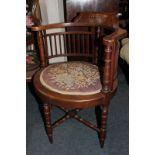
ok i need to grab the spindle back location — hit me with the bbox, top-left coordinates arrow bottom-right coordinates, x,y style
32,23 -> 115,67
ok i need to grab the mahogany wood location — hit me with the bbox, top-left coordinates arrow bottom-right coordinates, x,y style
99,104 -> 109,148
43,102 -> 53,143
31,12 -> 126,148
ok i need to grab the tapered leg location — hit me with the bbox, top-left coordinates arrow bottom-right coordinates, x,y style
99,104 -> 108,148
43,102 -> 53,143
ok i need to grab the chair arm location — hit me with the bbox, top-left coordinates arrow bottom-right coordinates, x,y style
101,28 -> 127,92
103,28 -> 127,43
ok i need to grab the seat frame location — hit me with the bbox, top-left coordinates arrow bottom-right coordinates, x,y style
31,12 -> 126,148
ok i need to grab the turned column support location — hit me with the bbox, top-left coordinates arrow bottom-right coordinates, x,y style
37,31 -> 46,67
99,103 -> 109,148
43,102 -> 53,143
102,39 -> 114,93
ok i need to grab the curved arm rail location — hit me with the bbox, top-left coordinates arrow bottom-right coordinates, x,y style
31,22 -> 115,31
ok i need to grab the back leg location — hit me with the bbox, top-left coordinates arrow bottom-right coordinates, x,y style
99,104 -> 108,148
43,102 -> 53,143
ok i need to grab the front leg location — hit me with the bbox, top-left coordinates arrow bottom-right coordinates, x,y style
99,104 -> 108,148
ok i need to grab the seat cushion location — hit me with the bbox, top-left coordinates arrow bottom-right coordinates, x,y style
40,61 -> 102,95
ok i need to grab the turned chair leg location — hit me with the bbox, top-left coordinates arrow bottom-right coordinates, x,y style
43,102 -> 53,143
99,104 -> 108,148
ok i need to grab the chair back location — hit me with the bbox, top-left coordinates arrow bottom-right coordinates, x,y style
32,22 -> 115,67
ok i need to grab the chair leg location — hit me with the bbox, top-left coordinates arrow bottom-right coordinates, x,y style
43,102 -> 53,143
99,104 -> 108,148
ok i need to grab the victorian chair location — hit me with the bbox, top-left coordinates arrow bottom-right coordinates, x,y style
31,12 -> 126,148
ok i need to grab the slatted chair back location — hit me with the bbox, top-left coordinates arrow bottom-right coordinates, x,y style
32,23 -> 114,66
43,29 -> 96,63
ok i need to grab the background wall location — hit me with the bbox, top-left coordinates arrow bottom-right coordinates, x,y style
39,0 -> 64,24
39,0 -> 66,63
64,0 -> 119,21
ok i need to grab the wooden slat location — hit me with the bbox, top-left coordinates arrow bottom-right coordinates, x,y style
77,34 -> 80,53
59,34 -> 62,54
43,30 -> 48,60
54,35 -> 57,55
73,34 -> 76,53
49,36 -> 53,56
92,34 -> 95,54
82,34 -> 85,53
86,34 -> 89,53
68,34 -> 71,53
92,34 -> 97,64
63,34 -> 67,53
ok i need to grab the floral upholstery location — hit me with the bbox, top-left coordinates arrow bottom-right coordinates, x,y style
40,61 -> 102,95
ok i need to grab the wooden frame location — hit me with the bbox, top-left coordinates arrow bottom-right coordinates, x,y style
31,12 -> 126,148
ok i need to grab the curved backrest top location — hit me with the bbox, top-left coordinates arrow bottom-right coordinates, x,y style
31,22 -> 117,32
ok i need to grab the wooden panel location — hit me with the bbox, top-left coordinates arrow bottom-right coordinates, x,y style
64,0 -> 119,22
